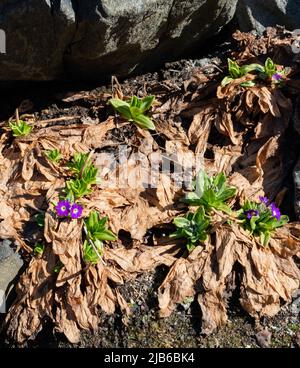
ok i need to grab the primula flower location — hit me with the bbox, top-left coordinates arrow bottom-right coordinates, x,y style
270,203 -> 281,221
245,209 -> 259,219
259,196 -> 269,205
272,73 -> 283,82
56,200 -> 71,217
70,203 -> 83,219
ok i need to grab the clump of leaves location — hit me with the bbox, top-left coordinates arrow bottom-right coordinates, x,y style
171,206 -> 210,251
221,58 -> 264,87
83,211 -> 117,264
44,149 -> 62,163
65,152 -> 99,201
66,180 -> 92,201
237,196 -> 289,246
221,57 -> 287,88
9,120 -> 33,137
68,152 -> 97,181
109,95 -> 156,130
259,57 -> 287,85
262,57 -> 278,78
183,170 -> 237,215
33,243 -> 44,256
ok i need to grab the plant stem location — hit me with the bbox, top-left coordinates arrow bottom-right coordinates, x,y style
15,108 -> 19,123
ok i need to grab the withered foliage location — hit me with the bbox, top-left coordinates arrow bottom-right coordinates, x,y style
1,27 -> 300,344
159,222 -> 300,334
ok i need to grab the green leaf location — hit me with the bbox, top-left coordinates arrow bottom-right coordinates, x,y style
277,215 -> 289,226
240,63 -> 264,74
173,217 -> 190,228
140,95 -> 155,113
216,187 -> 237,202
109,99 -> 132,120
133,114 -> 156,130
250,215 -> 258,231
130,96 -> 140,108
228,58 -> 241,78
129,106 -> 142,119
265,57 -> 276,75
109,98 -> 130,110
34,243 -> 44,256
172,207 -> 210,252
9,120 -> 33,137
214,172 -> 226,191
186,242 -> 196,252
84,211 -> 117,255
202,188 -> 215,208
221,76 -> 234,86
66,178 -> 92,199
240,81 -> 256,87
44,149 -> 62,163
193,206 -> 206,223
93,229 -> 117,241
213,202 -> 232,215
66,153 -> 98,198
83,240 -> 102,264
94,239 -> 104,250
183,192 -> 201,205
184,171 -> 236,215
68,152 -> 89,175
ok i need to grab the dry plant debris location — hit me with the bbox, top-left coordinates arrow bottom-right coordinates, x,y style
0,27 -> 300,344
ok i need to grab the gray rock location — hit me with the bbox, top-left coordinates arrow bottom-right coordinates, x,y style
290,296 -> 300,315
236,0 -> 300,34
0,0 -> 76,80
0,240 -> 23,313
0,239 -> 14,260
0,0 -> 238,81
255,328 -> 272,348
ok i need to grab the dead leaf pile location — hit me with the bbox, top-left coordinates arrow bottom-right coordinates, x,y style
158,223 -> 300,334
0,27 -> 300,344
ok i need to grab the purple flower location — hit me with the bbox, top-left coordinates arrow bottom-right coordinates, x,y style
70,203 -> 83,219
56,200 -> 71,217
259,196 -> 269,205
270,203 -> 281,221
245,209 -> 259,219
272,73 -> 283,82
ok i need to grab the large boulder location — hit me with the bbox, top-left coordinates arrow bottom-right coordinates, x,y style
0,0 -> 238,81
0,0 -> 76,80
236,0 -> 300,34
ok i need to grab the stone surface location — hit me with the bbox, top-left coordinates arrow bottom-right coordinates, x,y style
0,0 -> 238,81
255,329 -> 272,348
0,0 -> 76,80
236,0 -> 300,34
0,240 -> 23,298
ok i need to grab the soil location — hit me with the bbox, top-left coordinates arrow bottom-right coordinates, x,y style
0,34 -> 300,349
3,268 -> 300,348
